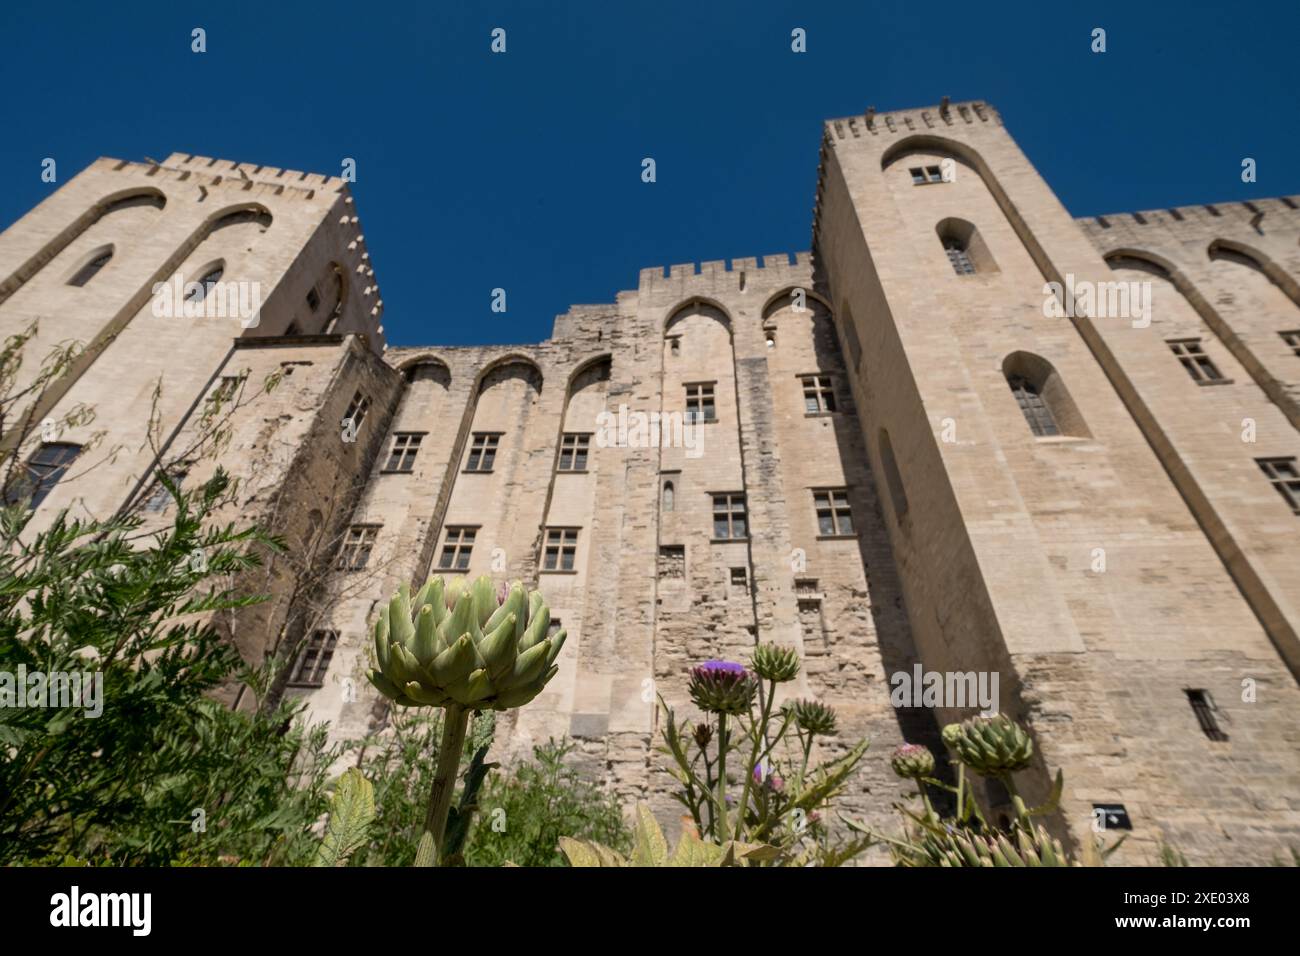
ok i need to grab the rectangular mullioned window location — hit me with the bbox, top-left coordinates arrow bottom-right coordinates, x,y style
385,433 -> 423,472
685,383 -> 716,423
558,433 -> 590,472
337,524 -> 380,570
288,630 -> 337,688
909,165 -> 943,185
711,493 -> 747,540
465,433 -> 500,472
813,489 -> 854,536
1257,457 -> 1300,514
542,528 -> 579,571
1167,339 -> 1225,384
800,374 -> 837,414
438,526 -> 476,570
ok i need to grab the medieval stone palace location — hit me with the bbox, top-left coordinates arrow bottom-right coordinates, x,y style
3,100 -> 1298,864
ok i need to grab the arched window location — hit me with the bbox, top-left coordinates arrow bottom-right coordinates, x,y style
67,248 -> 113,287
186,265 -> 224,304
1006,375 -> 1059,436
1002,352 -> 1089,439
936,218 -> 997,275
662,480 -> 674,512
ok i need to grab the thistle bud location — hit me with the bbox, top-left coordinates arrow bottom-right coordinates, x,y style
889,742 -> 935,780
750,643 -> 800,683
688,661 -> 757,715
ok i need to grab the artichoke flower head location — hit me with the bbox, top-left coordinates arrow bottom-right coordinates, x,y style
368,574 -> 566,711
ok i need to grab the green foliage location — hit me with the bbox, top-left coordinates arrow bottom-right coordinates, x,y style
350,709 -> 496,866
0,470 -> 340,866
313,768 -> 375,867
463,738 -> 630,867
655,649 -> 874,865
559,804 -> 778,868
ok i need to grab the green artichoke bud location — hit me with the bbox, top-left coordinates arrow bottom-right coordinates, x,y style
905,821 -> 1074,867
750,643 -> 800,683
889,743 -> 935,780
786,698 -> 838,737
688,661 -> 757,715
367,574 -> 566,711
942,714 -> 1033,777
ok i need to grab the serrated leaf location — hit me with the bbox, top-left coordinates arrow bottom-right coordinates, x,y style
312,768 -> 375,867
630,804 -> 669,866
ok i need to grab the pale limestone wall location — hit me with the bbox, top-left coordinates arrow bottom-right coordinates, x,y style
6,124 -> 1300,865
814,101 -> 1300,863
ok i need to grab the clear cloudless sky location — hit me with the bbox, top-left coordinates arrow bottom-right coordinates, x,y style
1,0 -> 1297,347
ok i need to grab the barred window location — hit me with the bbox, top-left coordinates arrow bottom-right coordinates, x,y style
685,383 -> 716,423
558,433 -> 590,472
813,489 -> 854,536
943,237 -> 976,275
1257,457 -> 1300,514
337,525 -> 380,570
800,374 -> 837,414
712,493 -> 747,540
543,528 -> 579,571
1185,689 -> 1228,742
288,630 -> 338,688
4,442 -> 81,509
385,433 -> 423,472
438,526 -> 476,570
466,433 -> 500,472
1007,375 -> 1060,437
1167,339 -> 1224,384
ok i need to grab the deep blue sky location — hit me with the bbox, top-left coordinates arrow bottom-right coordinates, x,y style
2,0 -> 1296,347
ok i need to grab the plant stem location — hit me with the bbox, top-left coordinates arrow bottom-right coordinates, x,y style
716,713 -> 729,840
734,679 -> 775,842
416,703 -> 468,867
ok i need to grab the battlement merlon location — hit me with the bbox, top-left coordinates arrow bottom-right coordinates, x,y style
823,99 -> 1001,143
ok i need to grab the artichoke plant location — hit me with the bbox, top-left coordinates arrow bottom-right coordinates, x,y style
905,819 -> 1074,867
368,575 -> 565,710
688,660 -> 757,715
787,698 -> 838,737
889,743 -> 935,781
367,574 -> 565,866
750,643 -> 800,683
942,714 -> 1033,778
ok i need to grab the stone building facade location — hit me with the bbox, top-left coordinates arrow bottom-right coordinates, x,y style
3,100 -> 1299,865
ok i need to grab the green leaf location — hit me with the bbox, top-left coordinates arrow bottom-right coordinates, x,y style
630,805 -> 670,866
312,769 -> 375,867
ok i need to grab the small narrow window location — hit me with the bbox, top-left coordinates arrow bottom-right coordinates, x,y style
1185,690 -> 1228,741
344,391 -> 370,434
685,383 -> 716,423
4,442 -> 82,509
800,374 -> 836,414
730,567 -> 748,588
186,265 -> 224,303
662,480 -> 674,511
306,287 -> 321,312
1007,375 -> 1060,437
765,329 -> 776,349
438,526 -> 476,570
711,493 -> 747,540
542,528 -> 579,571
288,630 -> 338,688
813,489 -> 854,536
943,237 -> 976,275
385,433 -> 423,472
668,336 -> 681,356
68,249 -> 113,287
557,433 -> 590,471
336,525 -> 380,570
908,166 -> 943,185
1279,330 -> 1300,357
1167,339 -> 1225,384
1092,804 -> 1133,831
1257,457 -> 1300,513
466,433 -> 500,472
